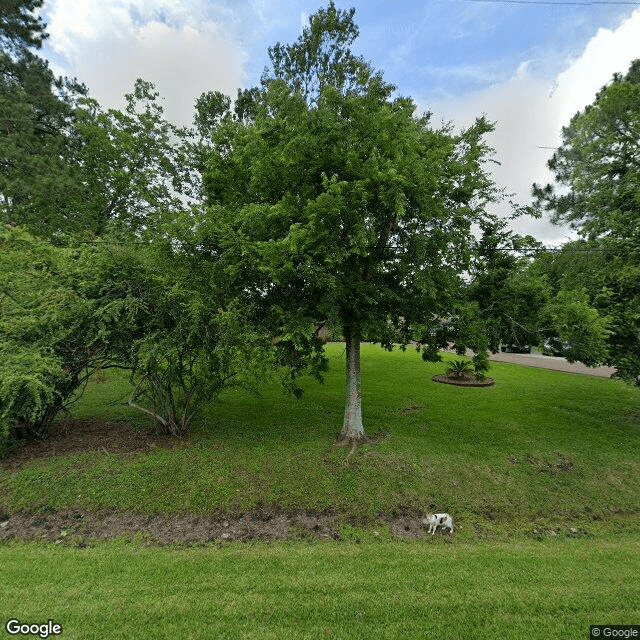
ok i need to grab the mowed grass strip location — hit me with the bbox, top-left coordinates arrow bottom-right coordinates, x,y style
1,344 -> 639,533
1,537 -> 639,640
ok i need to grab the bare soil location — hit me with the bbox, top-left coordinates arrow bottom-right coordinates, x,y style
0,507 -> 441,544
1,417 -> 178,472
0,418 -> 444,543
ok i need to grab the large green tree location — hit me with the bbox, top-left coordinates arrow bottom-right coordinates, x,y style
1,3 -> 194,239
0,1 -> 89,235
71,79 -> 197,238
466,220 -> 547,353
533,60 -> 640,383
194,2 -> 501,442
0,0 -> 47,53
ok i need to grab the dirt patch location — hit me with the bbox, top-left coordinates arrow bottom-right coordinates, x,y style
525,453 -> 575,473
1,418 -> 177,471
0,507 -> 449,543
432,374 -> 495,388
399,405 -> 424,415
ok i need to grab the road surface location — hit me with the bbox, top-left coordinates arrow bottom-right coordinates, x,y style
486,350 -> 617,378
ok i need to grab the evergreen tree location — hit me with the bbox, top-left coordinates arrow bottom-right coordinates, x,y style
533,60 -> 640,383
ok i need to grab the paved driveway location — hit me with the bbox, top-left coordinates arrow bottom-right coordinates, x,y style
487,351 -> 617,378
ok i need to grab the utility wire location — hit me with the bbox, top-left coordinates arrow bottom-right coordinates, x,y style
476,247 -> 638,256
466,0 -> 640,5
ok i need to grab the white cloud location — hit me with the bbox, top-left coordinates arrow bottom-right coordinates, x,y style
38,1 -> 640,244
429,8 -> 640,245
43,0 -> 248,125
553,8 -> 640,126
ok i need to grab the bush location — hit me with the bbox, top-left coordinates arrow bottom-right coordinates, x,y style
0,226 -> 153,445
472,350 -> 490,381
445,359 -> 474,379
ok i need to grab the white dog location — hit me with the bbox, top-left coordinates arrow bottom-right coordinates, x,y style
422,513 -> 453,535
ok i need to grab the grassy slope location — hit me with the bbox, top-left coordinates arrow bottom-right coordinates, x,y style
2,344 -> 639,638
1,343 -> 639,535
2,537 -> 639,639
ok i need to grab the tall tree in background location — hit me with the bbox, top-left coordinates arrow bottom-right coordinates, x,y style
533,60 -> 640,384
72,79 -> 197,238
1,2 -> 195,239
466,220 -> 548,353
195,2 -> 501,443
0,0 -> 89,235
0,0 -> 47,53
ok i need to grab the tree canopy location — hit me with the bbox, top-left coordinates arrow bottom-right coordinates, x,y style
0,1 -> 90,236
0,0 -> 47,55
3,0 -> 625,457
533,59 -> 640,383
193,2 -> 502,441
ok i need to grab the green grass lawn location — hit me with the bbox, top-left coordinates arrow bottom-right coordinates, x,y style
1,536 -> 639,639
2,343 -> 638,535
2,344 -> 639,638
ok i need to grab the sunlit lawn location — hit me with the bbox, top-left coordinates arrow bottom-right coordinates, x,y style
2,536 -> 639,640
2,343 -> 639,536
2,344 -> 639,638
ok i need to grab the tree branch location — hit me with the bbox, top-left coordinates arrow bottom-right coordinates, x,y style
127,377 -> 168,427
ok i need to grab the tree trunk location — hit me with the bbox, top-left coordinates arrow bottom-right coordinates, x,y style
339,325 -> 366,443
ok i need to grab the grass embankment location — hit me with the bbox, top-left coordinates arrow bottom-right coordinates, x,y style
2,537 -> 639,640
2,343 -> 639,535
2,344 -> 639,638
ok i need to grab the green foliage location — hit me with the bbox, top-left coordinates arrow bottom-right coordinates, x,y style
445,359 -> 475,379
0,2 -> 89,237
0,0 -> 48,53
71,80 -> 197,237
543,289 -> 610,367
1,227 -> 268,446
471,350 -> 490,381
466,218 -> 609,368
127,268 -> 275,436
262,1 -> 392,107
533,59 -> 640,383
0,225 -> 154,443
0,350 -> 63,453
195,3 -> 501,436
467,220 -> 548,352
2,1 -> 195,241
0,226 -> 71,440
444,353 -> 489,381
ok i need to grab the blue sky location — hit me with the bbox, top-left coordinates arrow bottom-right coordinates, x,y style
40,0 -> 640,243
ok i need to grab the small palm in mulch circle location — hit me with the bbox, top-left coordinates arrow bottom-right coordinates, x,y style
446,359 -> 475,379
432,359 -> 495,387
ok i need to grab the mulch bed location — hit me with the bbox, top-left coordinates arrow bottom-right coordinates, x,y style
432,374 -> 495,387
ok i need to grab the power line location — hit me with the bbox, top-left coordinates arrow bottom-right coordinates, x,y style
69,237 -> 637,255
466,0 -> 640,5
